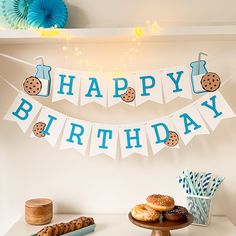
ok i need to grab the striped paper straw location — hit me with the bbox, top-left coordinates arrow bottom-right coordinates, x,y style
202,173 -> 212,195
208,176 -> 224,196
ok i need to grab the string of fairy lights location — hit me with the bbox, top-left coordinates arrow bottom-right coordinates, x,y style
1,20 -> 159,74
59,20 -> 159,74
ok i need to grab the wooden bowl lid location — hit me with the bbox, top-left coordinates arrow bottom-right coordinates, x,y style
25,198 -> 52,208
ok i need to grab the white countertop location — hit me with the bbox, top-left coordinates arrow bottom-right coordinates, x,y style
5,214 -> 236,236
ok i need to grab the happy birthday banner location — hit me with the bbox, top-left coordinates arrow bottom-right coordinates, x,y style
51,66 -> 192,106
3,90 -> 235,159
21,60 -> 221,107
0,52 -> 224,107
1,53 -> 235,158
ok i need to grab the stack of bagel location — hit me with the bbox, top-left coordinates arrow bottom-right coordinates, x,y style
131,194 -> 188,222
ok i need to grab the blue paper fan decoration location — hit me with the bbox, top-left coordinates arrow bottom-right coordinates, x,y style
0,0 -> 33,29
27,0 -> 68,28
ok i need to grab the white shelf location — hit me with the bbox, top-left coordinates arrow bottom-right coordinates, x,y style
5,214 -> 236,236
1,25 -> 236,44
0,28 -> 134,44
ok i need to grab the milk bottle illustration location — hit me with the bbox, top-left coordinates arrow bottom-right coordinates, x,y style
190,60 -> 208,94
35,64 -> 52,97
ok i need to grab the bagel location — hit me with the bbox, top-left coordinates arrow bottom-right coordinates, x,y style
131,204 -> 160,222
146,194 -> 175,212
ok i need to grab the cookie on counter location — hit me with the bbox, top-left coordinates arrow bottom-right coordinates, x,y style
88,217 -> 95,225
75,219 -> 83,230
57,223 -> 65,235
62,223 -> 70,234
80,217 -> 91,227
67,221 -> 76,232
37,226 -> 53,236
69,220 -> 81,230
51,225 -> 59,236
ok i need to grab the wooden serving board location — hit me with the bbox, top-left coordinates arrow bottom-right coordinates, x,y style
128,212 -> 193,236
31,224 -> 96,236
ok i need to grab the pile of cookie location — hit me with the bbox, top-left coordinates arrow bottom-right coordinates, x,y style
36,216 -> 94,236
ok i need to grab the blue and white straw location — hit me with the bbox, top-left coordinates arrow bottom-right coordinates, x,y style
177,170 -> 224,225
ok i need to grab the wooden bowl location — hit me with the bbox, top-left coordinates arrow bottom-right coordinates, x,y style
25,198 -> 53,225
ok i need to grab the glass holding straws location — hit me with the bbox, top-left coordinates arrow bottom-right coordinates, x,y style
177,170 -> 224,226
186,194 -> 213,226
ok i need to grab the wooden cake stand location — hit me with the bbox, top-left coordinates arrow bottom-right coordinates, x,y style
128,212 -> 194,236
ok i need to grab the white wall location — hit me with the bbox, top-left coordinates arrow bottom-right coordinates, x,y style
64,0 -> 236,28
1,1 -> 236,235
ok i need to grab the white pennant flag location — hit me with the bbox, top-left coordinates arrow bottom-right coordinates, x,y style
107,73 -> 135,107
172,105 -> 209,145
31,107 -> 67,146
119,123 -> 148,158
4,91 -> 42,133
197,91 -> 235,130
80,73 -> 107,106
146,117 -> 179,156
60,118 -> 92,155
162,65 -> 192,103
134,70 -> 163,106
90,124 -> 118,159
52,68 -> 81,105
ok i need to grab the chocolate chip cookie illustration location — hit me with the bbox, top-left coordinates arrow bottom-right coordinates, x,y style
201,72 -> 221,92
23,76 -> 42,95
33,122 -> 46,138
164,131 -> 179,147
121,87 -> 136,103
